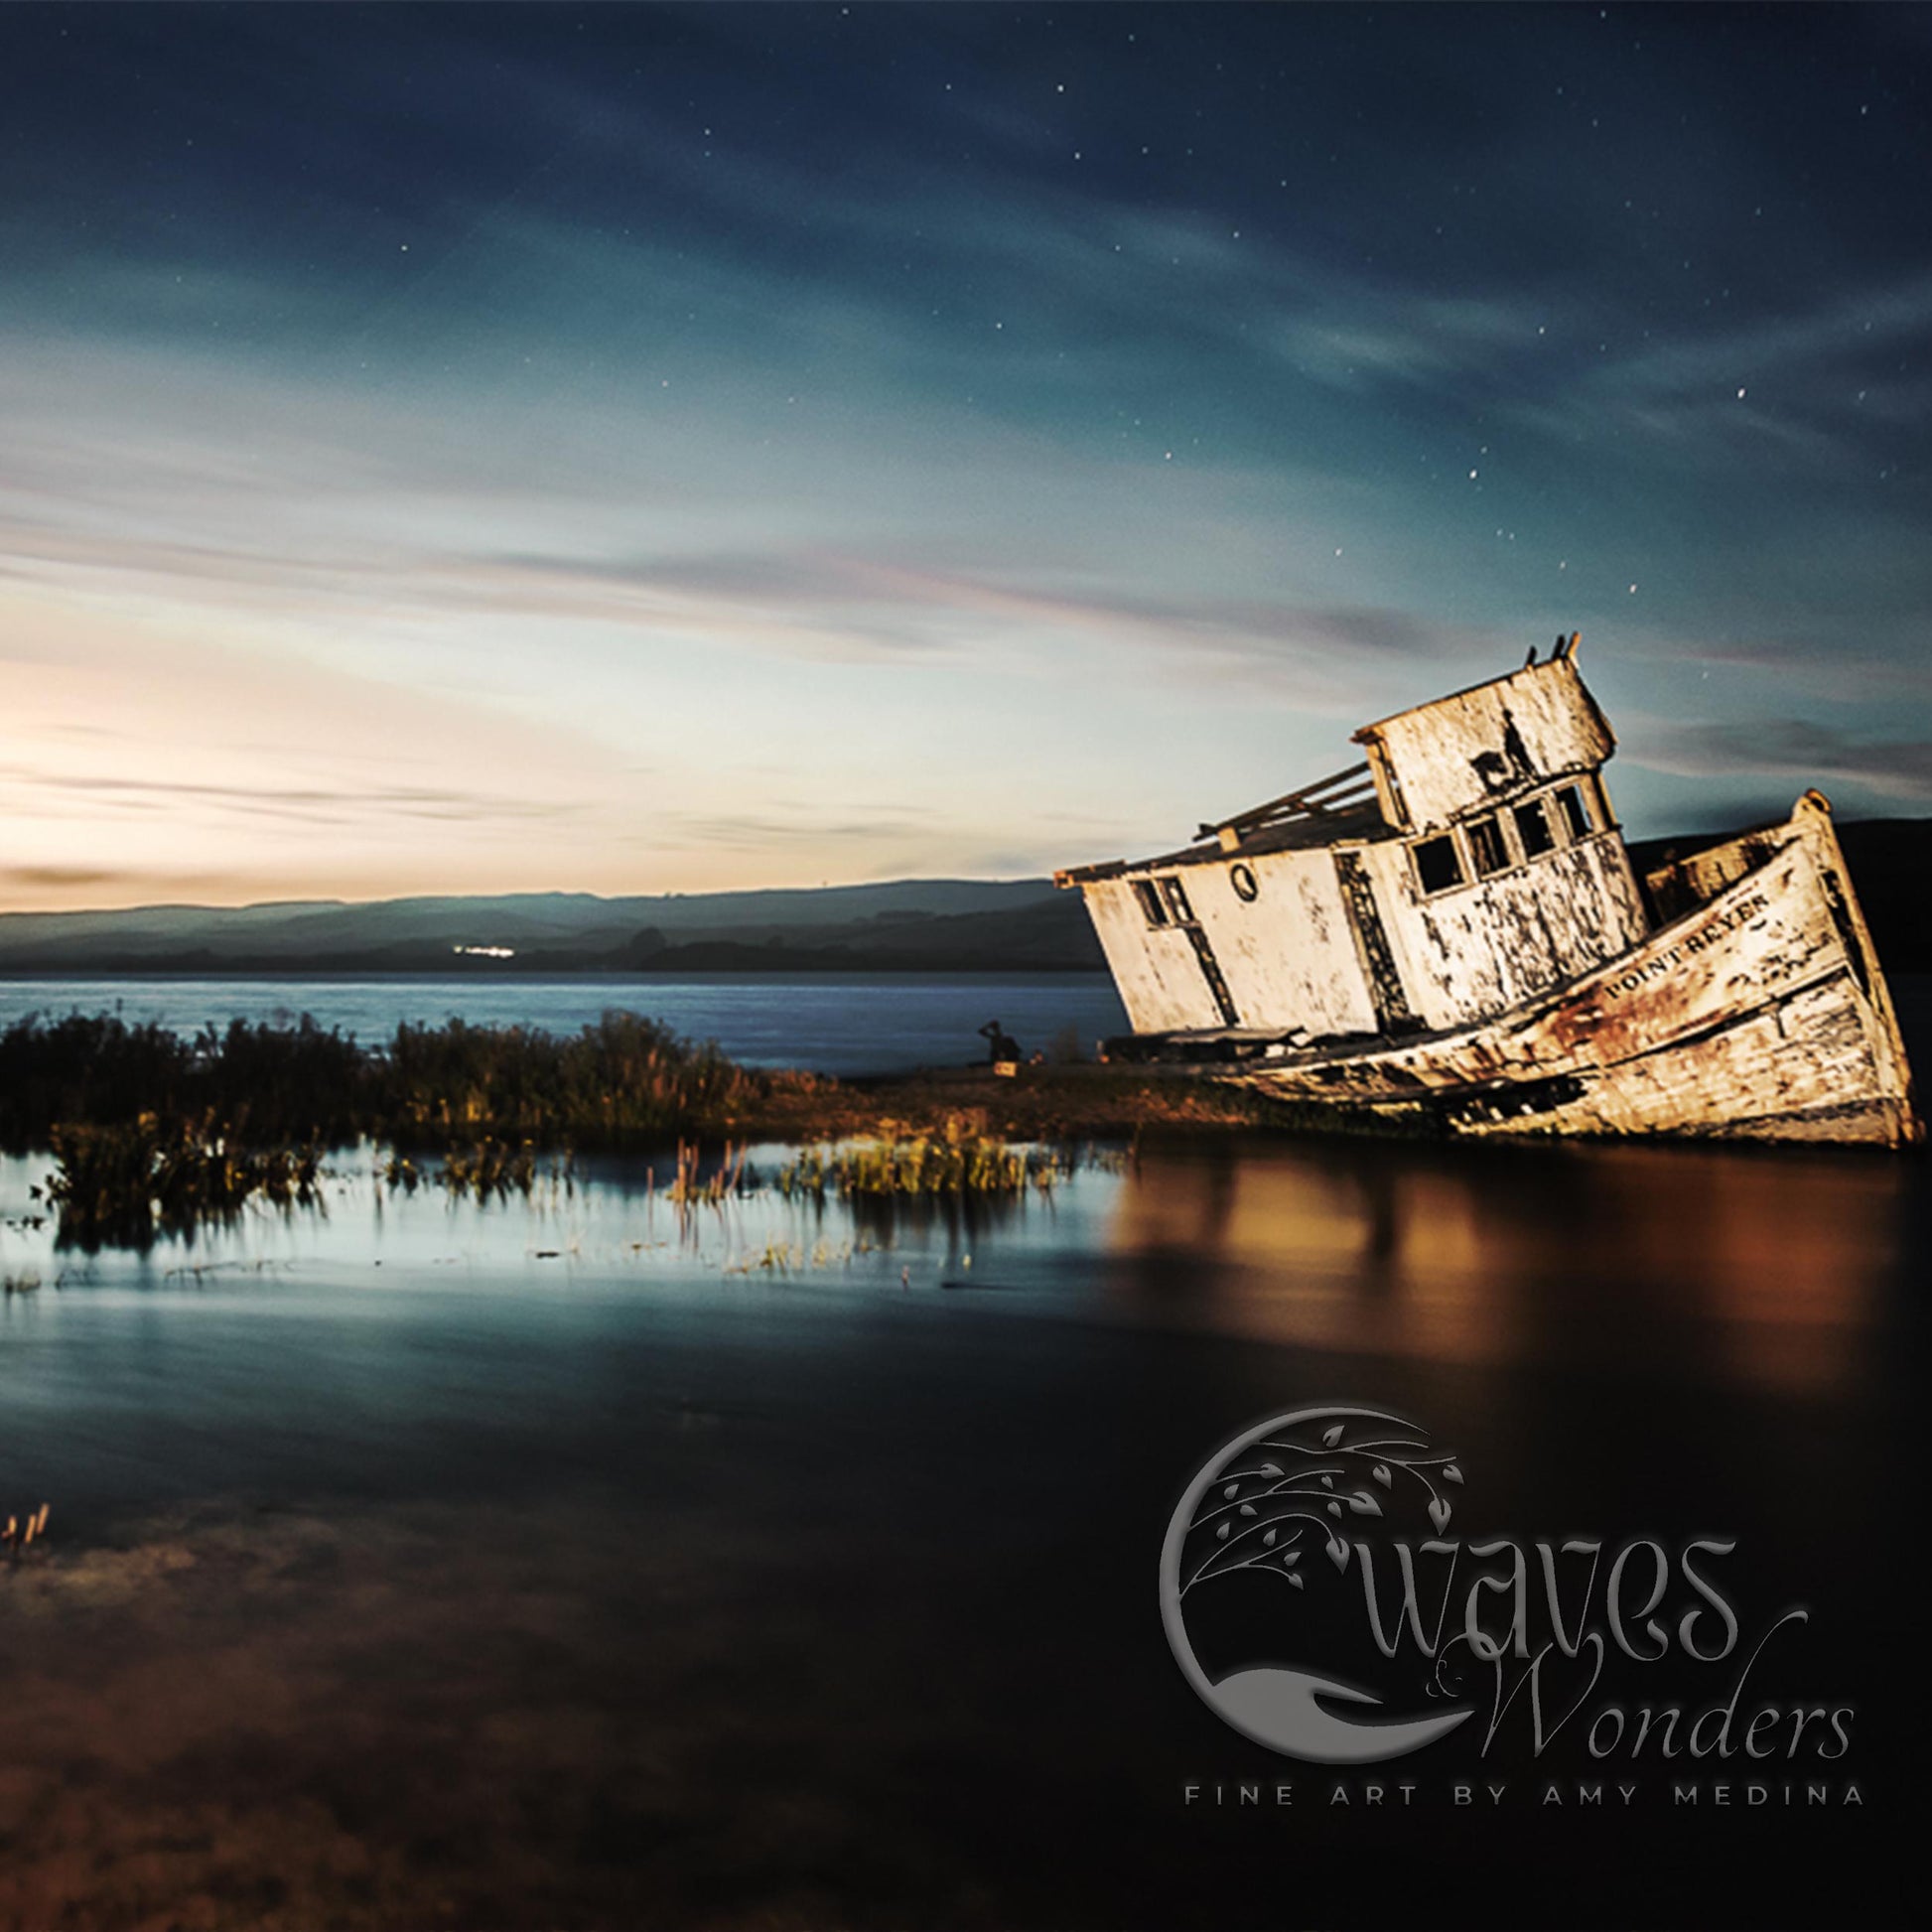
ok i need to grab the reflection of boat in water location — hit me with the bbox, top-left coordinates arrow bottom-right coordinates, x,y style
1056,638 -> 1921,1148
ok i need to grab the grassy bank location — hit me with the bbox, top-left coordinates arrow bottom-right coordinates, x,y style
0,1011 -> 789,1151
3,1011 -> 1322,1247
0,1011 -> 1284,1154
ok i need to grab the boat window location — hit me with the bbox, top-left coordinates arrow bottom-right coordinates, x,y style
1159,875 -> 1195,923
1230,862 -> 1260,902
1132,879 -> 1170,926
1412,834 -> 1464,895
1553,783 -> 1593,840
1465,813 -> 1511,878
1513,798 -> 1557,859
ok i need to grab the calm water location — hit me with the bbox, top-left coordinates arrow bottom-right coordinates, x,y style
0,983 -> 1927,1926
1,1134 -> 1923,1508
0,972 -> 1130,1075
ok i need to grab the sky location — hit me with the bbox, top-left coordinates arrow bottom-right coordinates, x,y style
2,3 -> 1929,911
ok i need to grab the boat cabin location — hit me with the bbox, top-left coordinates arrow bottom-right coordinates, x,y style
1055,640 -> 1651,1043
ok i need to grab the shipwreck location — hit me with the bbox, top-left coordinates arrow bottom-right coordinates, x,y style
1055,637 -> 1921,1148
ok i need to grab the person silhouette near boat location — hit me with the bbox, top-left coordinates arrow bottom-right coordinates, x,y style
978,1020 -> 1022,1071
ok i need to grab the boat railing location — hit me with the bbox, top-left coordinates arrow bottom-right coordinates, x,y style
1197,761 -> 1379,851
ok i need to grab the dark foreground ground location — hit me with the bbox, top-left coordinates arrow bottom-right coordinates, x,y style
1,1132 -> 1925,1932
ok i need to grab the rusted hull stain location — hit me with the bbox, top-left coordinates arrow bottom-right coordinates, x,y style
1188,798 -> 1919,1149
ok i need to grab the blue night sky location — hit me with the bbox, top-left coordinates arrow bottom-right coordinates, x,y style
3,3 -> 1928,909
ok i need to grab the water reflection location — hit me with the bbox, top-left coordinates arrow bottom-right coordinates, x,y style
1,1124 -> 1919,1928
0,1143 -> 1069,1299
1104,1136 -> 1906,1393
4,1127 -> 1912,1407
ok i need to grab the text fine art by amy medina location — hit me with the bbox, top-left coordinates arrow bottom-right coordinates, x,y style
1,6 -> 1929,1930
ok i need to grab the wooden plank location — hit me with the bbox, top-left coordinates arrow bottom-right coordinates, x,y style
1196,762 -> 1376,842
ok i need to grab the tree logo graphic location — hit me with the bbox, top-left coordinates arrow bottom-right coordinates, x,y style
1160,1406 -> 1475,1764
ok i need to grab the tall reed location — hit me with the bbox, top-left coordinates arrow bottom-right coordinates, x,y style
45,1112 -> 323,1252
1,1009 -> 790,1152
777,1112 -> 1068,1199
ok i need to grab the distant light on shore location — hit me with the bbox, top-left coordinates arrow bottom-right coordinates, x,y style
453,944 -> 517,959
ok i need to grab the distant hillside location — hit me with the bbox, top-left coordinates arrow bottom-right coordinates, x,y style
3,815 -> 1923,979
0,878 -> 1107,976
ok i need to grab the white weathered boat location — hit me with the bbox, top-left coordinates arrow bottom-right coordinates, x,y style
1056,639 -> 1921,1148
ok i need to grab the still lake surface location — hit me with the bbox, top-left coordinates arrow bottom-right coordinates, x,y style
0,975 -> 1926,1926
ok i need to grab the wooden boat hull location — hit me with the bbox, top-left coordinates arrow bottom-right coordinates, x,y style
1110,794 -> 1921,1149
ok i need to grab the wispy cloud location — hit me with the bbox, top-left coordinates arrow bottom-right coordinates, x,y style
2,866 -> 123,891
1497,270 -> 1932,476
1599,273 -> 1932,404
19,771 -> 582,828
1630,719 -> 1932,801
660,808 -> 939,853
1656,630 -> 1932,701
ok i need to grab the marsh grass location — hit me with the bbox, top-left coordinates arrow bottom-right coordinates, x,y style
777,1112 -> 1070,1200
0,1011 -> 813,1153
3,1010 -> 1307,1156
0,1015 -> 363,1149
667,1140 -> 758,1208
384,1014 -> 798,1144
44,1113 -> 324,1252
13,1008 -> 1350,1249
432,1139 -> 548,1202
